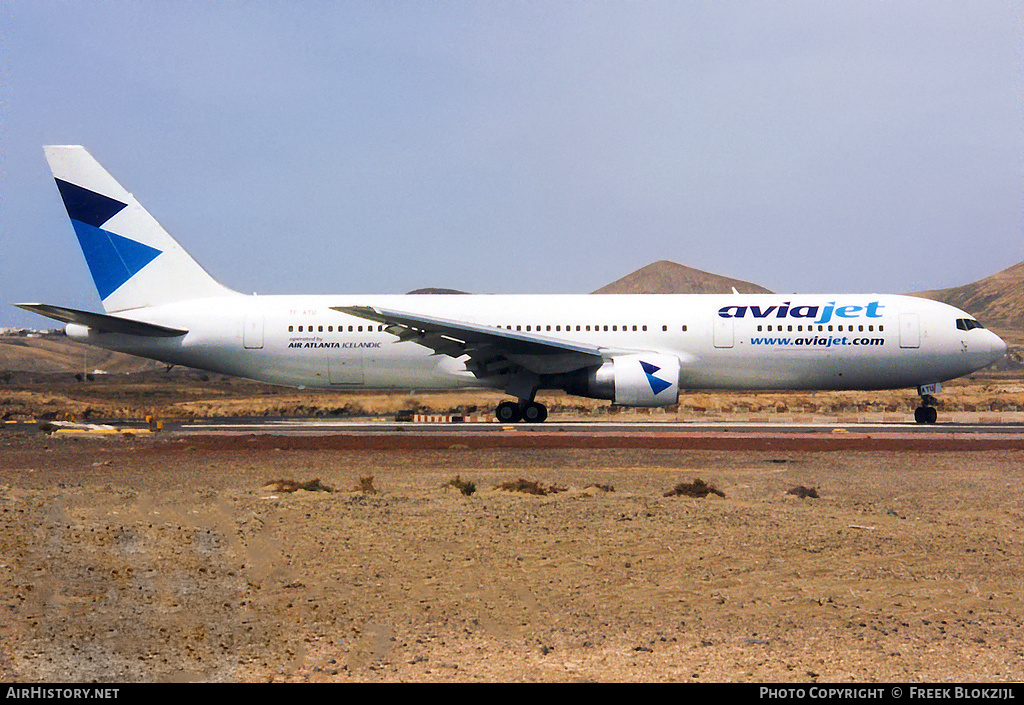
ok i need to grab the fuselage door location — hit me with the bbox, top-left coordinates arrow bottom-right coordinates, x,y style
899,313 -> 920,349
243,313 -> 264,349
329,348 -> 365,385
714,317 -> 734,349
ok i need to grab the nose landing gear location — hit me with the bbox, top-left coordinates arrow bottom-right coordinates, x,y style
914,402 -> 938,424
914,383 -> 941,424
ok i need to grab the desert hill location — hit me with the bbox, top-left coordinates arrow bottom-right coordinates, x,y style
405,287 -> 469,295
592,260 -> 773,295
910,259 -> 1024,330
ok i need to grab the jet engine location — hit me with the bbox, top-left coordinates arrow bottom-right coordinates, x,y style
556,353 -> 681,407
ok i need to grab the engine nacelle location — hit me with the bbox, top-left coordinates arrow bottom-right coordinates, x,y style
610,353 -> 681,406
559,353 -> 681,407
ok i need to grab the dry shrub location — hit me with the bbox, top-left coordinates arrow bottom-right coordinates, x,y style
357,476 -> 378,494
264,478 -> 333,493
444,475 -> 476,496
664,478 -> 725,498
496,478 -> 567,496
787,485 -> 820,499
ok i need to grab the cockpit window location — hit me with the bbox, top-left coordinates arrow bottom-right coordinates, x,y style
956,318 -> 985,331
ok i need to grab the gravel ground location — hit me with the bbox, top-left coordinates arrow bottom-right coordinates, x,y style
1,429 -> 1022,682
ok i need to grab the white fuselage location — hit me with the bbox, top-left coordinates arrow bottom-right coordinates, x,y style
65,293 -> 1007,394
32,146 -> 1009,418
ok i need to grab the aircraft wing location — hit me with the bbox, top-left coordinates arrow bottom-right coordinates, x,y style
14,303 -> 188,337
332,305 -> 607,376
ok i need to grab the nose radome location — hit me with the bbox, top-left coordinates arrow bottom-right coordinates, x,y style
989,331 -> 1008,364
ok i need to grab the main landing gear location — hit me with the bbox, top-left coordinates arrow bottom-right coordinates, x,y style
495,400 -> 548,423
914,383 -> 941,424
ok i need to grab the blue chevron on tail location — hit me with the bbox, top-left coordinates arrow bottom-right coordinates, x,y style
70,221 -> 162,299
54,178 -> 163,299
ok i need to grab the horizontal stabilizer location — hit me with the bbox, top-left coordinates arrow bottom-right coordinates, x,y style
14,303 -> 188,337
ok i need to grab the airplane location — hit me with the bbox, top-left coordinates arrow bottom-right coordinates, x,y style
15,146 -> 1008,424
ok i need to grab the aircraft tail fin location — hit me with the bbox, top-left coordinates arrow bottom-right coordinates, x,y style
43,146 -> 238,312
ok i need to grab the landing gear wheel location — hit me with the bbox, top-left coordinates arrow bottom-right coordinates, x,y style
495,401 -> 522,423
521,401 -> 548,424
914,406 -> 937,424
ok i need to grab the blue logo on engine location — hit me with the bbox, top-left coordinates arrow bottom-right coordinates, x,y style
640,361 -> 672,395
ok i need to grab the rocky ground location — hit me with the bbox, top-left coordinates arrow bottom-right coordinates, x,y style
1,429 -> 1022,682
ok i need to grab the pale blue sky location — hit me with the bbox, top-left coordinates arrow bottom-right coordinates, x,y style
3,2 -> 1022,328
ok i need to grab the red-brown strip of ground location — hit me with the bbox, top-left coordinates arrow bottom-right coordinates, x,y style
151,431 -> 1024,453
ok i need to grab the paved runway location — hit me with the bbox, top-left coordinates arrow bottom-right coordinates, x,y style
16,416 -> 1024,450
155,417 -> 1024,452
